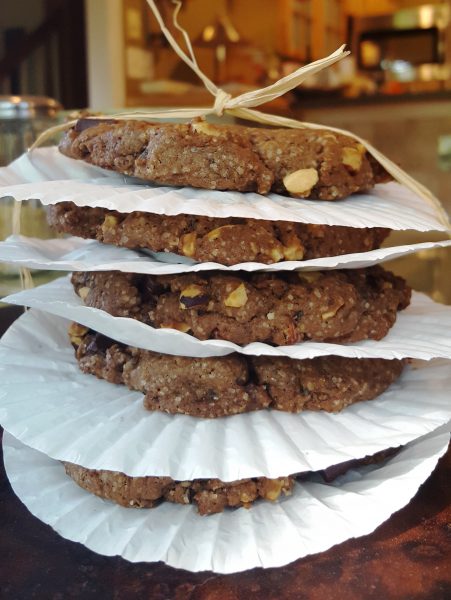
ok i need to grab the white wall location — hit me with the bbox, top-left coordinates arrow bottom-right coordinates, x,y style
85,0 -> 126,109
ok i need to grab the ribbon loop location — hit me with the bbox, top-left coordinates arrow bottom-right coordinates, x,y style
213,89 -> 233,116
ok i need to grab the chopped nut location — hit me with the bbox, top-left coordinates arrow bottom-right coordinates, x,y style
283,168 -> 319,196
224,283 -> 248,308
159,321 -> 191,333
191,120 -> 222,137
239,492 -> 253,503
78,286 -> 90,301
322,308 -> 339,321
266,312 -> 275,320
101,215 -> 118,232
270,245 -> 285,262
206,225 -> 235,241
342,145 -> 365,172
180,232 -> 197,257
179,284 -> 209,309
283,237 -> 305,261
298,271 -> 321,283
264,479 -> 285,501
68,322 -> 89,346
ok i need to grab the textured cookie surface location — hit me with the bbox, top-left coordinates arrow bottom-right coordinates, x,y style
71,266 -> 411,346
63,447 -> 398,514
70,325 -> 405,417
47,201 -> 389,266
59,118 -> 390,200
64,461 -> 293,515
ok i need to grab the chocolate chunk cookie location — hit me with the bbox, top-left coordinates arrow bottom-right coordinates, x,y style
70,324 -> 405,417
47,201 -> 389,266
71,266 -> 411,346
59,118 -> 390,200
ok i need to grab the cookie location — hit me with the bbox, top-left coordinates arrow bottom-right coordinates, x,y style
70,325 -> 405,418
71,266 -> 411,346
63,461 -> 293,515
63,447 -> 398,515
47,201 -> 389,266
59,118 -> 390,200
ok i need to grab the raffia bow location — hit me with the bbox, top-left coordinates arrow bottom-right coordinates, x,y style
30,0 -> 449,227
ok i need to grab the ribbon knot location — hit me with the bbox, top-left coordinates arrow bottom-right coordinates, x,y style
213,89 -> 233,116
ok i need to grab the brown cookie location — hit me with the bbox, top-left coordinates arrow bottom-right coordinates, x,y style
63,462 -> 293,515
71,266 -> 411,346
59,118 -> 390,200
70,325 -> 405,418
47,201 -> 389,266
63,447 -> 399,515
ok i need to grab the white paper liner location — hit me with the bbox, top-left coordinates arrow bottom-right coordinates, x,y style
4,276 -> 451,361
1,308 -> 450,480
4,428 -> 449,573
1,234 -> 451,274
0,148 -> 449,232
0,146 -> 122,185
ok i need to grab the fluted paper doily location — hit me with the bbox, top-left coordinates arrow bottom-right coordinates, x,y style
0,309 -> 450,480
4,428 -> 449,573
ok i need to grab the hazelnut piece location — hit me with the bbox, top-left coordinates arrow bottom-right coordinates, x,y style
283,168 -> 319,196
224,283 -> 248,308
68,322 -> 89,347
206,225 -> 235,241
180,232 -> 197,257
264,479 -> 285,501
342,145 -> 365,172
191,120 -> 222,137
321,308 -> 339,321
298,271 -> 321,283
283,238 -> 305,261
78,286 -> 90,301
270,246 -> 285,263
101,215 -> 118,233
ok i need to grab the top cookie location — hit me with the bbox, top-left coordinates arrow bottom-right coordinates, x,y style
59,118 -> 390,200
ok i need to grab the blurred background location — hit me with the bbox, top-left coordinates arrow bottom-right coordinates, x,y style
0,0 -> 450,300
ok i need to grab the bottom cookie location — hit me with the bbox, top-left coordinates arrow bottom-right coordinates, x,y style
64,448 -> 397,516
6,430 -> 447,572
70,324 -> 405,418
63,463 -> 293,515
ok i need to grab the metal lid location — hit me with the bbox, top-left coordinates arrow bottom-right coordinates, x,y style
0,95 -> 62,119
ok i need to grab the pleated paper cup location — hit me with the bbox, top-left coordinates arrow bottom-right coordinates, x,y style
4,428 -> 449,573
0,234 -> 450,275
1,309 -> 450,480
5,277 -> 451,360
0,147 -> 449,231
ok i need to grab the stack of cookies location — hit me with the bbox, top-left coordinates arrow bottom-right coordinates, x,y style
48,118 -> 409,512
0,116 -> 450,571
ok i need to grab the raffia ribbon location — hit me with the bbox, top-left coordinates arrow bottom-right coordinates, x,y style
30,0 -> 449,228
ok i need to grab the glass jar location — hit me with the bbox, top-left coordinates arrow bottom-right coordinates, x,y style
0,95 -> 63,296
0,95 -> 62,166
